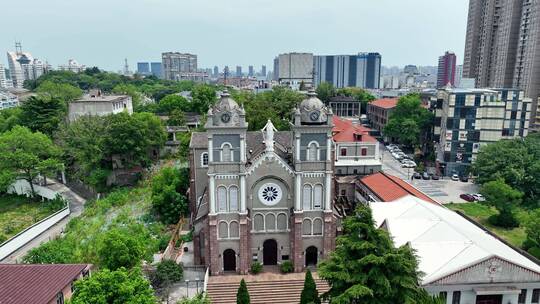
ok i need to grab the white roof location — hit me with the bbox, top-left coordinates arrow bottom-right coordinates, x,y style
370,196 -> 540,285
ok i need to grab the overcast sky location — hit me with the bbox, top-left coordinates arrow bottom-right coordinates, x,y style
1,0 -> 469,72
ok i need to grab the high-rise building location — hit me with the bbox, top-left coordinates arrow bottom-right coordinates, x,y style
161,52 -> 197,81
7,43 -> 46,89
437,51 -> 457,88
137,62 -> 150,75
0,64 -> 9,89
403,65 -> 418,75
58,59 -> 86,73
213,66 -> 219,77
463,0 -> 540,128
236,66 -> 242,77
248,65 -> 254,77
313,53 -> 381,89
273,57 -> 279,81
261,65 -> 266,77
150,62 -> 162,78
276,53 -> 313,86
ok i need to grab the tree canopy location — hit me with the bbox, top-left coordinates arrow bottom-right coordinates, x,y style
480,179 -> 523,228
19,96 -> 66,136
383,94 -> 433,147
97,227 -> 146,270
151,166 -> 189,225
318,204 -> 424,304
315,82 -> 336,103
36,80 -> 82,102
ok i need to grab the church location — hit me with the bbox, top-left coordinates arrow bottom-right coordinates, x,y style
188,90 -> 336,275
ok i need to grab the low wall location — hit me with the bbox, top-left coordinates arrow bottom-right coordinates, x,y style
7,179 -> 59,200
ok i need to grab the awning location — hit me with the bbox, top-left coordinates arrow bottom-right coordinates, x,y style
474,286 -> 521,295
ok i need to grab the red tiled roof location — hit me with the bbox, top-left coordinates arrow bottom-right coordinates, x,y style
358,172 -> 439,204
0,264 -> 89,304
332,117 -> 377,143
370,98 -> 398,109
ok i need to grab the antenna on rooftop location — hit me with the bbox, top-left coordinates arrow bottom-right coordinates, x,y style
15,42 -> 22,55
123,58 -> 129,76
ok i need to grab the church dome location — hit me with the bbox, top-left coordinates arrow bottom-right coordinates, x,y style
299,90 -> 328,124
210,90 -> 243,126
213,90 -> 239,112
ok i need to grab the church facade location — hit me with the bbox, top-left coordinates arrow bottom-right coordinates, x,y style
188,90 -> 336,275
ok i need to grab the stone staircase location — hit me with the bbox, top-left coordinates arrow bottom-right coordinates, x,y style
206,276 -> 329,304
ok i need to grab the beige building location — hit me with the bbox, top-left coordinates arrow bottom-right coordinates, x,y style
68,92 -> 133,122
277,53 -> 313,86
162,52 -> 198,81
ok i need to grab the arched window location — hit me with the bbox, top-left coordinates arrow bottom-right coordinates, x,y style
302,219 -> 312,236
313,218 -> 323,235
277,213 -> 287,230
229,186 -> 238,211
303,184 -> 312,210
201,152 -> 209,167
266,213 -> 276,231
218,221 -> 228,239
217,186 -> 227,212
229,221 -> 239,238
313,184 -> 323,209
307,142 -> 319,161
253,214 -> 264,231
221,143 -> 233,162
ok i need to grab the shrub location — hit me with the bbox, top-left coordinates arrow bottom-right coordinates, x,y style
97,228 -> 146,270
300,270 -> 320,304
158,233 -> 171,252
43,195 -> 67,213
528,247 -> 540,260
488,210 -> 520,228
280,260 -> 294,273
177,293 -> 211,304
250,262 -> 262,274
152,259 -> 183,288
236,279 -> 250,304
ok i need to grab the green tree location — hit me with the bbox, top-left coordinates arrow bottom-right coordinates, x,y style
315,82 -> 335,103
0,126 -> 62,196
168,109 -> 187,126
71,268 -> 157,304
19,96 -> 66,136
300,270 -> 320,304
177,293 -> 211,304
318,204 -> 423,304
36,80 -> 82,102
480,179 -> 523,228
158,94 -> 191,113
151,166 -> 189,224
236,279 -> 250,304
336,87 -> 375,114
383,94 -> 433,147
97,228 -> 146,270
524,209 -> 540,258
134,112 -> 167,147
0,107 -> 22,132
191,84 -> 217,114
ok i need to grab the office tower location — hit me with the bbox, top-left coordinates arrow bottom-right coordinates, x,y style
463,0 -> 540,128
236,66 -> 242,77
137,62 -> 150,75
151,62 -> 162,78
261,65 -> 267,77
313,53 -> 381,89
273,57 -> 279,81
161,52 -> 197,81
437,51 -> 457,88
248,65 -> 254,77
276,52 -> 313,85
213,66 -> 219,77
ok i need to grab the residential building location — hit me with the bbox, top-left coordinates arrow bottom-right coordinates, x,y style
7,48 -> 46,89
0,64 -> 10,88
213,66 -> 219,77
68,90 -> 133,122
437,51 -> 457,88
433,88 -> 531,176
463,0 -> 540,129
261,65 -> 266,77
366,98 -> 398,133
0,264 -> 91,304
273,57 -> 279,81
314,53 -> 382,89
327,95 -> 361,118
58,59 -> 86,73
248,65 -> 254,77
371,196 -> 540,304
0,90 -> 19,109
189,90 -> 336,275
355,172 -> 438,204
137,62 -> 150,75
162,52 -> 197,81
276,52 -> 313,86
236,66 -> 242,77
151,62 -> 162,78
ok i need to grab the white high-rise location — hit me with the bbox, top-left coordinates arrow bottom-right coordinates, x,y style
0,64 -> 10,89
7,46 -> 46,88
58,59 -> 86,73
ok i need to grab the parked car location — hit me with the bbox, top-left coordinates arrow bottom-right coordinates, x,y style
472,193 -> 485,202
460,175 -> 469,182
451,174 -> 459,181
422,172 -> 430,180
402,162 -> 416,168
413,172 -> 422,179
431,175 -> 440,180
460,194 -> 476,202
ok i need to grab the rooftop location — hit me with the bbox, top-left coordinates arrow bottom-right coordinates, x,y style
332,116 -> 377,143
0,264 -> 89,304
74,94 -> 130,103
358,172 -> 438,204
370,196 -> 540,285
369,98 -> 398,109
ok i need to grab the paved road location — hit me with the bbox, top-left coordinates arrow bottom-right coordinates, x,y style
380,144 -> 479,204
1,180 -> 86,263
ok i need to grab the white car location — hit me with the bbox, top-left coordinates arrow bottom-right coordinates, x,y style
401,162 -> 416,168
451,174 -> 459,181
473,193 -> 485,202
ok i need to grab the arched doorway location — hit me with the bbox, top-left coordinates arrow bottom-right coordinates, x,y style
263,239 -> 278,265
223,249 -> 236,272
305,246 -> 318,266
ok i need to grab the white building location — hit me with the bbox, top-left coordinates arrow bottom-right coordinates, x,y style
277,52 -> 313,87
68,91 -> 133,122
371,196 -> 540,304
0,90 -> 19,109
7,51 -> 46,88
0,64 -> 11,89
58,59 -> 86,73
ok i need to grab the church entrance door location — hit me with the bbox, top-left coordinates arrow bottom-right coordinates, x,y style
305,246 -> 318,266
223,249 -> 236,272
263,239 -> 278,265
476,295 -> 503,304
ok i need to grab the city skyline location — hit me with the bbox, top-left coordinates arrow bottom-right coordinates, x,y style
1,0 -> 468,71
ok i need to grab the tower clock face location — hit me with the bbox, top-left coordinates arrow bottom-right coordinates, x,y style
258,182 -> 283,206
221,112 -> 231,123
310,111 -> 320,121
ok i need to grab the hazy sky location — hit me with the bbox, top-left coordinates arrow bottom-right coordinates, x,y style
1,0 -> 469,72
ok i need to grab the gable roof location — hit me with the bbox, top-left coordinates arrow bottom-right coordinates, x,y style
332,117 -> 377,143
370,98 -> 398,109
370,196 -> 540,285
0,264 -> 89,304
358,172 -> 438,204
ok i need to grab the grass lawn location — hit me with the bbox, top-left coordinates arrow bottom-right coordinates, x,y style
0,194 -> 57,243
446,202 -> 528,248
